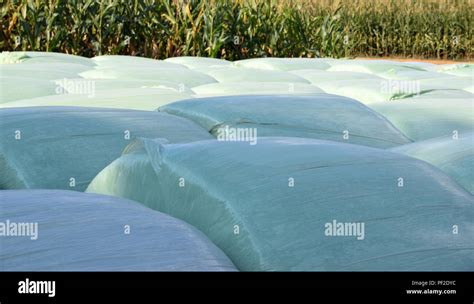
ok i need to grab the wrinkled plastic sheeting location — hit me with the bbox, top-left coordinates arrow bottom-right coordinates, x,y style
0,107 -> 212,191
233,58 -> 331,71
369,91 -> 474,141
87,137 -> 474,271
0,190 -> 236,271
0,87 -> 193,110
192,82 -> 324,96
391,133 -> 474,194
159,95 -> 411,148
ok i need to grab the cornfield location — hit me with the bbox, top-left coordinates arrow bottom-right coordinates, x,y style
1,0 -> 472,60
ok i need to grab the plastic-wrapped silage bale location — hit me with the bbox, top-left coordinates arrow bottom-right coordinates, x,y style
233,58 -> 331,71
0,51 -> 95,66
315,79 -> 438,104
192,82 -> 324,96
87,137 -> 474,271
0,190 -> 236,271
79,67 -> 216,88
327,60 -> 427,75
0,76 -> 59,103
0,87 -> 193,110
369,91 -> 474,141
201,66 -> 310,83
159,94 -> 411,148
91,55 -> 187,70
435,64 -> 474,77
164,56 -> 232,69
391,132 -> 474,194
0,62 -> 92,79
0,106 -> 212,191
290,69 -> 383,86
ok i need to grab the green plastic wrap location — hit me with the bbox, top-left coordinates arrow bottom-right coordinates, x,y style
369,91 -> 474,141
0,87 -> 192,110
159,94 -> 411,148
0,106 -> 212,191
202,66 -> 310,83
87,137 -> 474,271
391,132 -> 474,194
0,51 -> 95,66
164,56 -> 232,69
79,67 -> 216,88
233,58 -> 331,71
192,82 -> 324,96
0,76 -> 58,103
0,190 -> 236,271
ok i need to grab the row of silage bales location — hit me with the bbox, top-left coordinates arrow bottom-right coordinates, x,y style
0,52 -> 215,108
0,52 -> 230,270
0,190 -> 236,271
0,52 -> 95,103
86,137 -> 474,271
1,52 -> 473,271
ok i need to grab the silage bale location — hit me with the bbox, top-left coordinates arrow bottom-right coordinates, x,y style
0,106 -> 212,191
0,51 -> 95,66
0,62 -> 92,79
327,60 -> 427,75
369,91 -> 474,141
192,82 -> 324,96
233,58 -> 331,71
315,79 -> 436,104
436,64 -> 474,77
87,137 -> 474,271
391,132 -> 474,194
0,87 -> 193,111
159,94 -> 411,148
79,67 -> 216,88
0,76 -> 59,103
92,55 -> 188,70
0,189 -> 236,271
290,69 -> 382,85
164,56 -> 232,69
201,66 -> 310,83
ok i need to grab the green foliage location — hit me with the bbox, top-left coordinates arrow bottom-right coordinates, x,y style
0,0 -> 472,60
